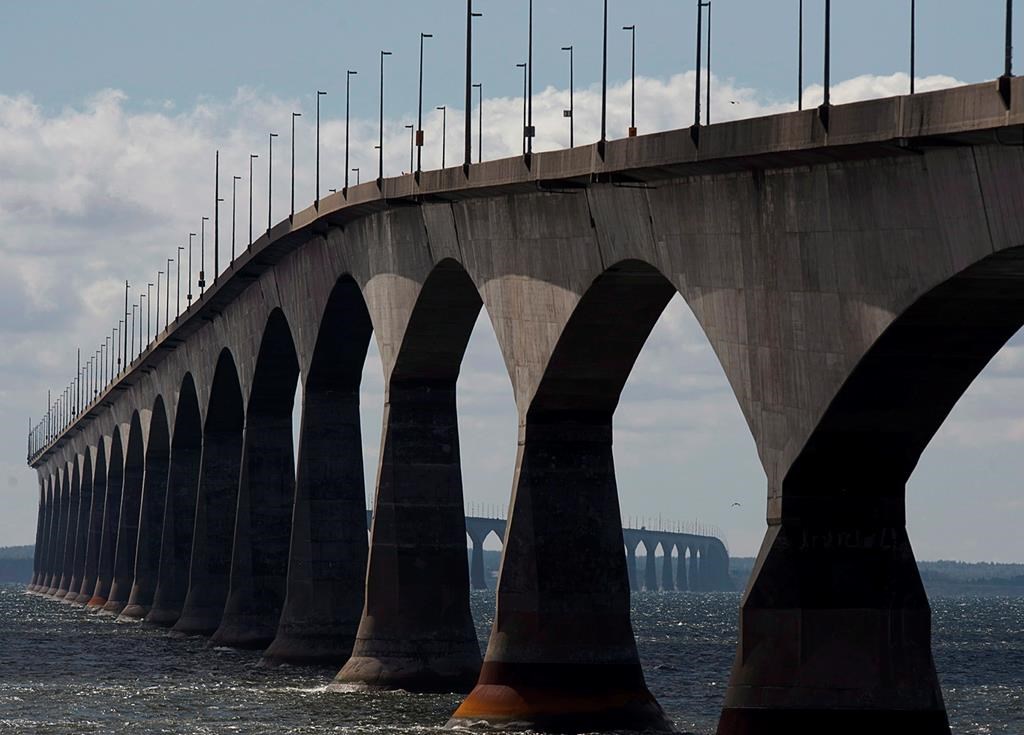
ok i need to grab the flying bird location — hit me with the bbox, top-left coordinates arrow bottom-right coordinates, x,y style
731,502 -> 741,507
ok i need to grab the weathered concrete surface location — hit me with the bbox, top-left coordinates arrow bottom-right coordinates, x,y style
76,443 -> 105,604
88,433 -> 123,609
29,79 -> 1024,730
102,414 -> 145,616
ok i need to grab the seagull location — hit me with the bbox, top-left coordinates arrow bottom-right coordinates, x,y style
731,502 -> 742,507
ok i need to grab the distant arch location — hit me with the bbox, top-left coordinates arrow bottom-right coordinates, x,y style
106,411 -> 145,613
90,428 -> 124,607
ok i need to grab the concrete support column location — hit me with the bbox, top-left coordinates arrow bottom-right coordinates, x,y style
450,418 -> 671,731
28,486 -> 45,592
79,457 -> 106,604
688,548 -> 700,593
626,546 -> 638,592
104,446 -> 144,616
122,441 -> 170,620
173,426 -> 243,636
643,542 -> 658,592
147,441 -> 201,626
661,548 -> 675,592
52,479 -> 71,597
334,380 -> 481,692
263,387 -> 369,666
43,485 -> 61,595
64,468 -> 91,604
89,453 -> 123,608
468,530 -> 487,591
678,549 -> 689,592
212,412 -> 295,649
718,494 -> 950,734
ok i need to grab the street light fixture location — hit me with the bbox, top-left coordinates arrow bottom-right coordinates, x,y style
268,133 -> 278,233
473,83 -> 483,162
405,124 -> 414,174
798,0 -> 804,110
187,232 -> 196,305
345,70 -> 357,195
166,258 -> 172,327
465,2 -> 483,171
623,25 -> 636,136
156,271 -> 162,334
146,283 -> 153,345
378,50 -> 393,187
291,112 -> 301,219
822,0 -> 831,127
352,167 -> 360,185
526,0 -> 534,157
706,2 -> 712,125
176,247 -> 183,317
910,0 -> 916,94
516,62 -> 527,154
436,105 -> 447,168
214,150 -> 221,279
417,32 -> 433,176
232,175 -> 241,262
561,46 -> 574,147
601,0 -> 608,147
199,216 -> 209,292
249,153 -> 258,246
316,91 -> 327,207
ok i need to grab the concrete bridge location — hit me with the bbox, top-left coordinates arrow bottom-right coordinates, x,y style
24,78 -> 1024,734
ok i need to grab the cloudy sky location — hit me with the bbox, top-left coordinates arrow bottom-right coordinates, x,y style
1,1 -> 1022,562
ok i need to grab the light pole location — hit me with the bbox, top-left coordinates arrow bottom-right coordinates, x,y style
601,0 -> 608,146
405,124 -> 414,174
526,0 -> 534,157
249,153 -> 258,245
130,304 -> 136,361
473,83 -> 483,162
378,50 -> 392,187
517,62 -> 527,154
822,0 -> 831,123
465,1 -> 482,171
199,216 -> 209,293
146,283 -> 153,345
188,232 -> 196,305
695,0 -> 706,133
165,258 -> 172,327
268,132 -> 278,233
316,90 -> 326,207
706,1 -> 712,125
345,70 -> 357,195
1007,0 -> 1014,80
291,112 -> 301,219
623,25 -> 636,136
436,105 -> 447,168
176,247 -> 183,317
232,176 -> 240,261
123,280 -> 129,370
561,46 -> 574,147
352,167 -> 360,185
156,271 -> 162,334
910,0 -> 916,94
798,0 -> 804,110
214,150 -> 220,279
417,32 -> 433,176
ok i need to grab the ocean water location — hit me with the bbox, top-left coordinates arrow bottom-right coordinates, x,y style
0,586 -> 1021,734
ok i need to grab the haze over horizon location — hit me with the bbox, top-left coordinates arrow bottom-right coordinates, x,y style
2,1 -> 1023,563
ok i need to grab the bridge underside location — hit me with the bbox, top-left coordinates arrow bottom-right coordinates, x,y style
26,79 -> 1024,733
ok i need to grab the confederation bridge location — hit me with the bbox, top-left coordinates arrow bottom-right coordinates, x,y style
22,76 -> 1024,734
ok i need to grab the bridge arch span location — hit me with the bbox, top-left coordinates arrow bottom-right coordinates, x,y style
173,348 -> 244,636
103,411 -> 144,615
338,256 -> 486,692
89,426 -> 124,608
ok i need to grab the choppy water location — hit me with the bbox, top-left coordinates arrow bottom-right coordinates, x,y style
0,586 -> 1021,734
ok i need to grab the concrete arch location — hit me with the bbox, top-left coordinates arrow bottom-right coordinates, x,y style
264,275 -> 374,666
55,459 -> 81,597
89,430 -> 123,608
65,450 -> 93,604
148,373 -> 202,626
338,257 -> 484,692
174,348 -> 244,636
214,309 -> 300,649
43,470 -> 64,595
105,412 -> 145,615
79,441 -> 105,604
122,396 -> 171,619
29,480 -> 45,592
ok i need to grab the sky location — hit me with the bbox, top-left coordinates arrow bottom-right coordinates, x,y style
1,1 -> 1022,562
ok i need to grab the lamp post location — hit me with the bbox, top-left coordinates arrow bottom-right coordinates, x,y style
561,46 -> 574,147
352,167 -> 360,185
345,70 -> 357,195
516,62 -> 527,154
188,232 -> 196,305
378,50 -> 392,187
156,271 -> 162,334
695,0 -> 705,132
199,216 -> 209,293
910,0 -> 916,94
623,25 -> 636,136
798,0 -> 804,110
231,176 -> 240,262
417,32 -> 433,176
291,112 -> 301,219
1007,0 -> 1014,79
165,258 -> 172,327
214,150 -> 220,279
316,90 -> 326,207
526,0 -> 534,156
130,305 -> 136,362
706,1 -> 712,125
249,153 -> 258,245
405,124 -> 414,174
268,132 -> 278,233
123,280 -> 129,370
176,247 -> 183,317
464,1 -> 483,171
822,0 -> 831,123
601,0 -> 608,146
146,283 -> 153,345
436,106 -> 447,168
473,83 -> 483,162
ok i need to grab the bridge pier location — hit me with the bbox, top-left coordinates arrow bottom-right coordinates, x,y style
333,380 -> 482,692
643,541 -> 658,592
661,547 -> 674,592
718,495 -> 949,734
52,471 -> 71,598
77,446 -> 106,604
64,459 -> 91,604
467,529 -> 487,591
27,484 -> 44,593
89,437 -> 123,609
103,419 -> 144,616
450,419 -> 672,732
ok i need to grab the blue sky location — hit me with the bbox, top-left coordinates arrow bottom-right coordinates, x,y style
1,1 -> 1022,562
